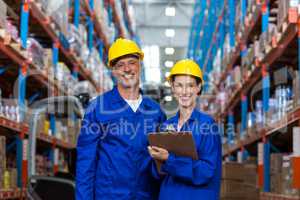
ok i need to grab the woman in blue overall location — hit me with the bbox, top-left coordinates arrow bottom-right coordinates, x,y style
148,59 -> 222,200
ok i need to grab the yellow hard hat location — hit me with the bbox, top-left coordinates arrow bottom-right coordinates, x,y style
167,59 -> 204,84
108,38 -> 144,67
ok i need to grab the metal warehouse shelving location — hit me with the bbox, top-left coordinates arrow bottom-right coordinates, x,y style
0,188 -> 25,199
189,0 -> 300,198
0,0 -> 135,198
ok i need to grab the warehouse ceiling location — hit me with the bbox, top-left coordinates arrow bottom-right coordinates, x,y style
130,0 -> 195,85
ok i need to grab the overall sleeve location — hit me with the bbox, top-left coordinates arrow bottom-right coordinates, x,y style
150,108 -> 167,180
161,120 -> 221,186
76,100 -> 102,200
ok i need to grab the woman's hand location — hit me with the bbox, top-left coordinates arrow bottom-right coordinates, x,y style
148,146 -> 169,161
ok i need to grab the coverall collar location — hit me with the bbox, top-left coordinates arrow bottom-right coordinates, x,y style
174,108 -> 199,123
110,85 -> 152,109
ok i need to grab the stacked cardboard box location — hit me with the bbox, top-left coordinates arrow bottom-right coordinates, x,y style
281,155 -> 300,196
221,162 -> 259,200
269,153 -> 300,197
270,153 -> 284,194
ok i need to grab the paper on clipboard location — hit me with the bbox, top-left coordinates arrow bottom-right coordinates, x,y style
148,131 -> 198,173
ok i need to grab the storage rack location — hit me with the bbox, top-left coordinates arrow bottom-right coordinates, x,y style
189,0 -> 300,199
0,0 -> 135,199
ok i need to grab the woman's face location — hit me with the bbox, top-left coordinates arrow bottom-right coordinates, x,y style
171,75 -> 201,109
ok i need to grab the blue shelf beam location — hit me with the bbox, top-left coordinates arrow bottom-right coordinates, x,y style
74,0 -> 80,28
20,2 -> 29,48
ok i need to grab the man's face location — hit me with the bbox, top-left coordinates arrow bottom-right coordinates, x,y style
112,56 -> 141,89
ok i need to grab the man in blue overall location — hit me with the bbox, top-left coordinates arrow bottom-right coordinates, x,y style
76,38 -> 166,200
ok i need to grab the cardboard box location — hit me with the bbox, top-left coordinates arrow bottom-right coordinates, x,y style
9,168 -> 17,189
221,179 -> 259,199
271,173 -> 282,194
271,153 -> 284,175
281,155 -> 300,196
222,162 -> 257,184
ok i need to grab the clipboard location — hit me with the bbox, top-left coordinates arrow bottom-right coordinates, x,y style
148,131 -> 198,173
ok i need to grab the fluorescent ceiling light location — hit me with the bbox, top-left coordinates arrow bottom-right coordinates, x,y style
165,61 -> 174,68
142,45 -> 161,84
164,81 -> 170,87
164,96 -> 173,102
165,47 -> 175,55
165,72 -> 170,78
165,29 -> 175,37
165,7 -> 176,16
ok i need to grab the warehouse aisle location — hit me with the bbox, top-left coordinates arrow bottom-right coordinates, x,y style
0,0 -> 299,200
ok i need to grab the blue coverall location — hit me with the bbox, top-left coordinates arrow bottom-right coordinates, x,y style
76,86 -> 166,200
152,109 -> 222,200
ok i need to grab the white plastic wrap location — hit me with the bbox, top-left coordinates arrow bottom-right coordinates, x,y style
37,0 -> 69,37
27,38 -> 45,69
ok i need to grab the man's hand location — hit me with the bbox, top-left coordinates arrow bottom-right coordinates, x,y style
148,146 -> 169,161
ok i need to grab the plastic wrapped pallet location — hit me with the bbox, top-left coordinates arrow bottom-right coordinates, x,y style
68,24 -> 88,60
0,0 -> 7,28
68,24 -> 83,57
235,2 -> 241,34
44,48 -> 53,74
27,38 -> 45,69
259,31 -> 268,52
56,62 -> 77,91
37,0 -> 69,37
277,0 -> 289,29
269,23 -> 278,43
281,155 -> 300,196
254,40 -> 262,60
5,20 -> 19,41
